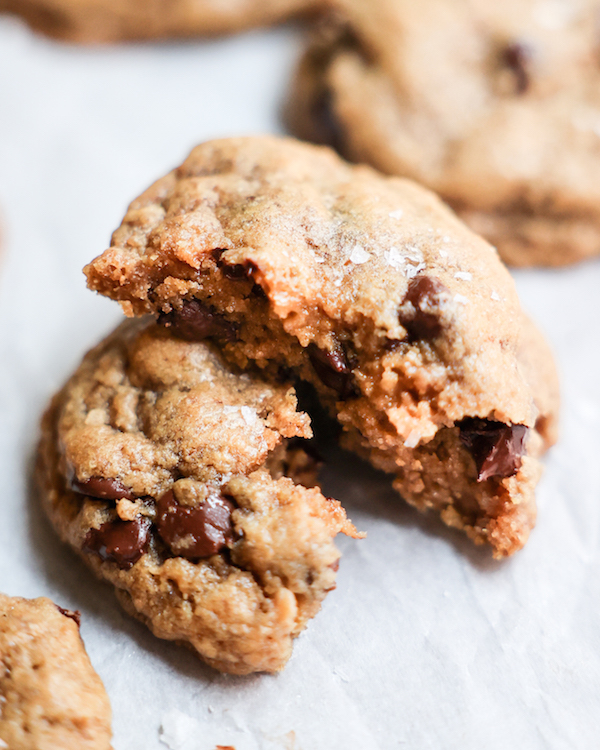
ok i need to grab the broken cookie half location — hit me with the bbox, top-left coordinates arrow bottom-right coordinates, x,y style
37,318 -> 361,675
85,135 -> 559,558
0,594 -> 113,750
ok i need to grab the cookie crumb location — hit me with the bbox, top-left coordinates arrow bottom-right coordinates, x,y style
404,430 -> 421,448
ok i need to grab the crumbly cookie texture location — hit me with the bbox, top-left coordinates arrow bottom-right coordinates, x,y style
84,136 -> 559,557
0,594 -> 112,750
0,0 -> 319,42
37,318 -> 359,675
286,0 -> 600,267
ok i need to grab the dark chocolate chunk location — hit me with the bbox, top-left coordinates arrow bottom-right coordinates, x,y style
156,489 -> 235,560
459,418 -> 528,482
158,299 -> 237,342
502,42 -> 533,95
83,518 -> 151,570
399,276 -> 449,341
70,475 -> 136,501
217,257 -> 258,281
56,606 -> 81,628
308,342 -> 358,399
216,257 -> 265,297
310,87 -> 348,155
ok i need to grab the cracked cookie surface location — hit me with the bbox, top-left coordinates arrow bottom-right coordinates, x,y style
84,136 -> 559,557
287,0 -> 600,266
37,318 -> 359,675
0,594 -> 112,750
0,0 -> 319,43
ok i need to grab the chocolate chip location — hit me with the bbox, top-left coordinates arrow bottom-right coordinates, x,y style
156,489 -> 235,560
158,299 -> 237,342
56,606 -> 81,628
70,476 -> 136,501
310,87 -> 348,155
502,42 -> 533,94
308,342 -> 358,399
459,418 -> 528,482
83,518 -> 151,570
217,257 -> 258,281
399,276 -> 449,341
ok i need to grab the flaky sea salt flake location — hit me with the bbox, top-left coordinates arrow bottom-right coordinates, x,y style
384,246 -> 404,270
240,406 -> 257,426
454,271 -> 472,281
389,209 -> 404,220
454,294 -> 469,305
349,245 -> 371,264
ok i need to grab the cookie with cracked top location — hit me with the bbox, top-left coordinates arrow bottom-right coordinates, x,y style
0,0 -> 319,43
37,317 -> 360,675
286,0 -> 600,267
84,135 -> 559,557
0,594 -> 112,750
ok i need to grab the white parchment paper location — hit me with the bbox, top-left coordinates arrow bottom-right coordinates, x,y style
1,17 -> 600,749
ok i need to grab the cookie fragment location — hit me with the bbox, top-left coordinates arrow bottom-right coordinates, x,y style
37,318 -> 360,674
286,0 -> 600,266
84,136 -> 559,558
0,594 -> 112,750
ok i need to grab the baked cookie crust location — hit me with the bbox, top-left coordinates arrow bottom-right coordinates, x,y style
286,0 -> 600,267
0,0 -> 320,43
37,318 -> 359,675
84,136 -> 559,557
0,594 -> 112,750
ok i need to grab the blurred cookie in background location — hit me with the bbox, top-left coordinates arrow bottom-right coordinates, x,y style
286,0 -> 600,267
0,0 -> 322,43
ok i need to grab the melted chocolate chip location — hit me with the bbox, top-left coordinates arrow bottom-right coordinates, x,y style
156,489 -> 235,560
70,476 -> 136,501
399,276 -> 449,341
83,518 -> 151,570
311,87 -> 348,155
56,606 -> 81,628
158,299 -> 237,342
217,257 -> 258,281
502,42 -> 533,94
215,257 -> 265,298
308,342 -> 358,399
459,418 -> 528,482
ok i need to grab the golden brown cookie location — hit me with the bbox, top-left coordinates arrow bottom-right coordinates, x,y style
286,0 -> 600,267
0,594 -> 112,750
0,0 -> 320,43
37,317 -> 360,675
84,135 -> 559,557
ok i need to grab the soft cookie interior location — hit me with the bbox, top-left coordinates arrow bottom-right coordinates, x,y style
84,136 -> 559,557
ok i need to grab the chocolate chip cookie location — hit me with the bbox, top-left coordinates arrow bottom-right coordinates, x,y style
0,594 -> 112,750
84,136 -> 559,557
0,0 -> 319,43
286,0 -> 600,267
37,317 -> 360,675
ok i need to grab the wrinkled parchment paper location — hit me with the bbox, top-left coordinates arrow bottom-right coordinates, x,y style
1,17 -> 600,749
